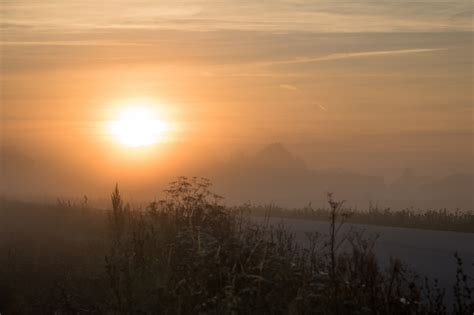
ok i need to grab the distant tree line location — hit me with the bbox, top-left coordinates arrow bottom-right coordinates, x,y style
248,204 -> 474,233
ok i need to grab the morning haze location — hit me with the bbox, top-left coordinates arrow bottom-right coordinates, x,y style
1,1 -> 472,208
1,1 -> 474,314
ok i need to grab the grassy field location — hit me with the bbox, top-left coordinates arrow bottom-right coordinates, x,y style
1,177 -> 473,314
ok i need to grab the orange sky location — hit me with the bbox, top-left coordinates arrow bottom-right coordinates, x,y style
1,1 -> 473,192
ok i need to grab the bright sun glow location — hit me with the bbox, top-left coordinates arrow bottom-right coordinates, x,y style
109,105 -> 168,147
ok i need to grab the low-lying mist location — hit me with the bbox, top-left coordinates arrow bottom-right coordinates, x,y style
1,142 -> 472,210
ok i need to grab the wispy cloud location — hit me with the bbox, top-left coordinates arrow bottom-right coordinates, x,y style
0,41 -> 152,46
318,104 -> 328,112
279,84 -> 298,91
1,1 -> 471,33
260,48 -> 447,66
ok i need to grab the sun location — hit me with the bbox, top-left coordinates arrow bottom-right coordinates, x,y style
109,104 -> 168,147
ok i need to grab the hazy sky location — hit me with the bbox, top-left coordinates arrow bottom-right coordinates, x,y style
1,0 -> 473,181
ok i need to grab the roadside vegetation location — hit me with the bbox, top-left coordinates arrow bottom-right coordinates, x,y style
249,204 -> 474,233
0,177 -> 473,314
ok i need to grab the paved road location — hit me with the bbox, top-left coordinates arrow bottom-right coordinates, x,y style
253,217 -> 474,296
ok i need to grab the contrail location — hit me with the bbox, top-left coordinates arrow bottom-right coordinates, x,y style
260,48 -> 446,66
318,104 -> 328,112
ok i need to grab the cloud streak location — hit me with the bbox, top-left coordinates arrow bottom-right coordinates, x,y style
0,41 -> 152,46
2,1 -> 471,33
318,104 -> 328,112
279,84 -> 298,91
260,48 -> 447,67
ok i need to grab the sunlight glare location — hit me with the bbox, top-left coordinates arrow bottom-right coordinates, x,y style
109,105 -> 168,148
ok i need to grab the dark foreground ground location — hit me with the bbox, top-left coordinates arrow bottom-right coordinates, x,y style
1,178 -> 473,314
